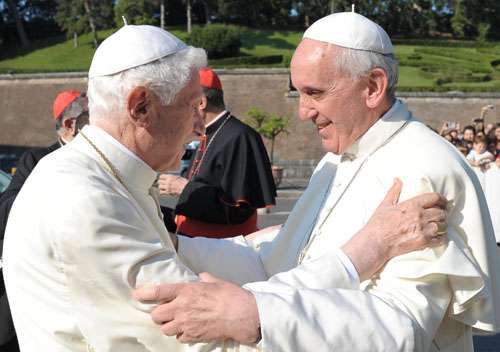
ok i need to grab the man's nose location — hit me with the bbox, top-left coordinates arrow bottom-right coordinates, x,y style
298,105 -> 318,121
298,96 -> 318,121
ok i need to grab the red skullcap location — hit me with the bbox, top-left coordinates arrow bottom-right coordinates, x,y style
199,68 -> 222,90
52,90 -> 81,120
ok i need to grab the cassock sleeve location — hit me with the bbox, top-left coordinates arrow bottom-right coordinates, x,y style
51,189 -> 239,352
178,230 -> 359,289
176,180 -> 255,224
175,128 -> 276,225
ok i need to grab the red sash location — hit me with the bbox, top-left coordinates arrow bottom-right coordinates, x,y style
175,211 -> 258,238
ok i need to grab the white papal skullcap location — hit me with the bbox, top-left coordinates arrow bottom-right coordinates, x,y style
303,12 -> 393,55
88,25 -> 188,78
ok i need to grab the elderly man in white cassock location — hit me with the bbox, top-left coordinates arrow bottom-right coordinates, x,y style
133,12 -> 500,352
3,20 -> 452,352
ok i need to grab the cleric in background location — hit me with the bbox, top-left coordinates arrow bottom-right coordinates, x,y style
158,68 -> 276,238
0,89 -> 88,237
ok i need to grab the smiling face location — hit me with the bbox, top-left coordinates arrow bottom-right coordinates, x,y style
290,39 -> 386,155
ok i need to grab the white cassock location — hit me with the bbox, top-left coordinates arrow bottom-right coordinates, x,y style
3,125 -> 278,351
179,100 -> 500,352
474,165 -> 500,243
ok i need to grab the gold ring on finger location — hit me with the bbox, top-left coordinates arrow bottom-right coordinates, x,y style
436,222 -> 447,236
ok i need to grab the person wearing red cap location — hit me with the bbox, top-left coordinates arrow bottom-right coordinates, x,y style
158,68 -> 277,238
0,90 -> 87,352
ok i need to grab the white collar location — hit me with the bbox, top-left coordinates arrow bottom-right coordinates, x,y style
340,100 -> 411,161
205,110 -> 228,128
77,125 -> 157,193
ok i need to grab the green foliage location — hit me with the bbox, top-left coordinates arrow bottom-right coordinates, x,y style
451,0 -> 500,40
187,24 -> 241,58
210,54 -> 282,67
245,107 -> 289,164
281,53 -> 292,67
55,0 -> 114,38
114,0 -> 158,26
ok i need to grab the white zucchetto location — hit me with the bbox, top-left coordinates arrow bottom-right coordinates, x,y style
88,25 -> 188,78
303,12 -> 394,55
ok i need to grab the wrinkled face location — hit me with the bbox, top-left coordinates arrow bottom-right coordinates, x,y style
152,71 -> 203,171
290,39 -> 371,154
463,129 -> 475,142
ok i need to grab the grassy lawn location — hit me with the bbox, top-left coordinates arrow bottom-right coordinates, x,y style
1,26 -> 500,91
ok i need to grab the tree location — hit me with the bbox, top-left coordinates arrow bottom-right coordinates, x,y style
452,0 -> 500,40
83,0 -> 98,47
245,107 -> 289,165
114,0 -> 157,26
185,0 -> 192,33
451,0 -> 473,37
5,0 -> 30,48
55,0 -> 114,47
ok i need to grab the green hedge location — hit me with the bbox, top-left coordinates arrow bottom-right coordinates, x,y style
397,85 -> 500,92
188,24 -> 242,59
210,55 -> 283,67
392,39 -> 495,48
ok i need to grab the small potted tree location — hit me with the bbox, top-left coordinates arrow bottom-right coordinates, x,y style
245,107 -> 289,186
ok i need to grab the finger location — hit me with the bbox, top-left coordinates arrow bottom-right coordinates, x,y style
132,283 -> 184,302
177,331 -> 210,344
151,303 -> 176,324
177,332 -> 195,344
199,272 -> 222,283
422,208 -> 446,224
380,178 -> 402,207
422,222 -> 448,244
423,221 -> 439,238
399,192 -> 447,210
161,321 -> 182,336
429,235 -> 448,247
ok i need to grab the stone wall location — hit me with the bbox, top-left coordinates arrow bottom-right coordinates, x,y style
1,70 -> 499,179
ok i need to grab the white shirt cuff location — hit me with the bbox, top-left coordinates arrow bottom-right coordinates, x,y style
333,247 -> 360,286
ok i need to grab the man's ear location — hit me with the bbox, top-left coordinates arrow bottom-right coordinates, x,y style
199,94 -> 207,110
63,117 -> 76,134
365,68 -> 389,109
127,86 -> 153,128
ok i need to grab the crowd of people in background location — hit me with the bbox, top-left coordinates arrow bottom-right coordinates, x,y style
437,106 -> 500,244
439,112 -> 500,171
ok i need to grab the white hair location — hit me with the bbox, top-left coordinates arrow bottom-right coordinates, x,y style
87,46 -> 207,120
334,46 -> 399,99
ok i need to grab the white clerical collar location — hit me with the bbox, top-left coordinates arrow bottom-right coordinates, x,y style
342,100 -> 411,161
205,110 -> 228,128
79,125 -> 157,193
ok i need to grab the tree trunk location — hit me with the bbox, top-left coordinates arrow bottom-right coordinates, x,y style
73,32 -> 78,48
83,0 -> 99,48
6,0 -> 30,48
160,0 -> 165,29
202,0 -> 211,24
186,0 -> 192,34
270,138 -> 275,165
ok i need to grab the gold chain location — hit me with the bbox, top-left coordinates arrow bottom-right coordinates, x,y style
80,131 -> 129,193
190,113 -> 231,177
